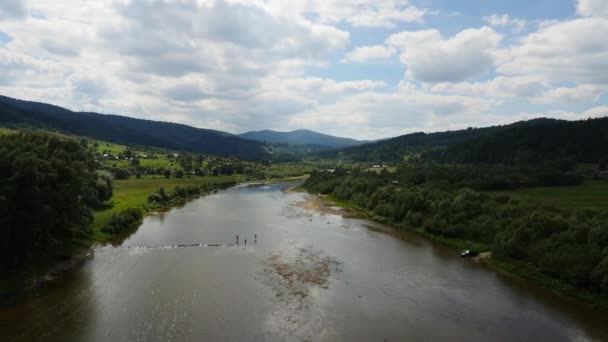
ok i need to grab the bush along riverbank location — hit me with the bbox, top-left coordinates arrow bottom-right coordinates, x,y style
303,167 -> 608,311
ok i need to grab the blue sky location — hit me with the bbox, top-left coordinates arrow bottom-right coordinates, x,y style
1,0 -> 607,139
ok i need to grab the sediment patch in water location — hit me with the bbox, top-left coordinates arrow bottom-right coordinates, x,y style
263,245 -> 341,341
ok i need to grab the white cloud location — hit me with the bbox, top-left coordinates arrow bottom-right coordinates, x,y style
288,85 -> 497,139
516,104 -> 608,122
483,14 -> 526,33
0,1 -> 27,20
387,27 -> 502,82
584,105 -> 608,117
264,0 -> 426,28
342,45 -> 396,63
577,0 -> 608,18
0,0 -> 607,139
531,84 -> 604,104
428,76 -> 546,99
497,18 -> 608,84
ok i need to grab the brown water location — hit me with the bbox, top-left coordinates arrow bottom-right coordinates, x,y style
1,182 -> 607,342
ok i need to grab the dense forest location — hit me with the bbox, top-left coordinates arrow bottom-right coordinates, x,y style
0,134 -> 112,269
424,118 -> 608,164
0,96 -> 268,160
304,167 -> 608,301
319,117 -> 608,164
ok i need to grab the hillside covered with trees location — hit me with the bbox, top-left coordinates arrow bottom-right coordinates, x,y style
0,96 -> 269,160
320,117 -> 608,164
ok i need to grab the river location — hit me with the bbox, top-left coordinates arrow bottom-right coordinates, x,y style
1,182 -> 607,341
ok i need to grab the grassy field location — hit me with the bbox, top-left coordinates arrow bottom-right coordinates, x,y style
0,127 -> 18,136
91,175 -> 243,239
491,180 -> 608,210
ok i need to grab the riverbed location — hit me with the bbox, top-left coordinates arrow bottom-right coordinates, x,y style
1,182 -> 607,341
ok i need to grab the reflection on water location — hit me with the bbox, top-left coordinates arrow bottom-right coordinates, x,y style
1,182 -> 607,342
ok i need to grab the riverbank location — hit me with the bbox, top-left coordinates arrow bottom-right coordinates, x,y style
1,175 -> 311,305
295,186 -> 608,312
91,175 -> 244,241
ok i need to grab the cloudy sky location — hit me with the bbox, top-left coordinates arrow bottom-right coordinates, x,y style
1,0 -> 608,139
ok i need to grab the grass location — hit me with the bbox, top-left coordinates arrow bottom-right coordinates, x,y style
491,180 -> 608,210
91,175 -> 243,240
0,127 -> 19,136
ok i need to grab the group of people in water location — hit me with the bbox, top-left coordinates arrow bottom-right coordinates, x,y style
235,234 -> 256,246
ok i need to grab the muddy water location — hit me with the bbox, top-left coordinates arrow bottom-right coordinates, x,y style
1,182 -> 607,341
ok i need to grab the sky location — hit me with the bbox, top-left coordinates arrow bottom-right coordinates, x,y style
1,0 -> 608,140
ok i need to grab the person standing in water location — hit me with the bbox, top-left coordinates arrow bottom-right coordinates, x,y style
236,234 -> 239,245
244,239 -> 247,246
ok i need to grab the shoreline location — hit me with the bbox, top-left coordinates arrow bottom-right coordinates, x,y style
1,175 -> 308,306
293,186 -> 608,312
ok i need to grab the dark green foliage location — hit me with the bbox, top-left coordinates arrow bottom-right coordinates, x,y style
0,134 -> 109,268
319,117 -> 608,165
304,168 -> 608,297
110,167 -> 131,180
427,118 -> 608,164
146,182 -> 233,207
82,170 -> 114,208
102,208 -> 143,234
0,95 -> 268,160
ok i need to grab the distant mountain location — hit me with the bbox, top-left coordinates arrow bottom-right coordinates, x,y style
239,129 -> 366,148
320,117 -> 608,164
0,95 -> 268,159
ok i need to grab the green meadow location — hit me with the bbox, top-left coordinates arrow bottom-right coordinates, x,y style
91,175 -> 243,240
492,180 -> 608,210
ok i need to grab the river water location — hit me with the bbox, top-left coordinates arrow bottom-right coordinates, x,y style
1,182 -> 607,341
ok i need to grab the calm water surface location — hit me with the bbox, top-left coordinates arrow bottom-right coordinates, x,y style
1,182 -> 607,341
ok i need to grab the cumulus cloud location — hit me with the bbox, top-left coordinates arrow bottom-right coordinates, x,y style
583,105 -> 608,117
0,1 -> 27,20
342,45 -> 396,63
428,76 -> 546,99
497,18 -> 608,84
577,0 -> 608,18
264,0 -> 426,28
288,85 -> 497,139
531,84 -> 604,104
483,14 -> 526,33
387,27 -> 502,82
0,0 -> 607,138
516,105 -> 608,122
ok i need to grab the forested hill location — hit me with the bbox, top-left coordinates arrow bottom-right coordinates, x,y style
0,95 -> 268,159
320,117 -> 608,164
239,129 -> 366,148
425,117 -> 608,164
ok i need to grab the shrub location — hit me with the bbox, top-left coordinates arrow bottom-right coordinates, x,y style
102,208 -> 143,234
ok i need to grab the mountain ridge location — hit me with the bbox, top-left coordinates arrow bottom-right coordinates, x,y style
0,95 -> 268,159
319,116 -> 608,164
239,128 -> 367,148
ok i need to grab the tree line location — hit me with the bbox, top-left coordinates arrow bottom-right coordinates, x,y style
0,134 -> 112,269
304,166 -> 608,300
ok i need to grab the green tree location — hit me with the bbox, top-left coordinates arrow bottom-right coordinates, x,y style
0,134 -> 100,268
